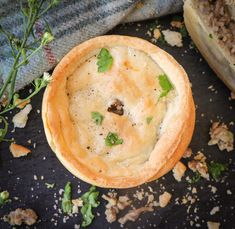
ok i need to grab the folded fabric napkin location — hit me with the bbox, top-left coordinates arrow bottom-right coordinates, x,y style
0,0 -> 183,91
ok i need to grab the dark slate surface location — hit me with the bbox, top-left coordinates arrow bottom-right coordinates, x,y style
0,15 -> 235,229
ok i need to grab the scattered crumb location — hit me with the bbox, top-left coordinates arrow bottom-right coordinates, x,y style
170,20 -> 183,28
207,221 -> 220,229
208,122 -> 234,152
183,148 -> 192,158
227,190 -> 232,195
133,190 -> 144,201
172,161 -> 187,181
12,104 -> 32,128
102,193 -> 131,223
3,208 -> 37,226
159,192 -> 172,208
74,224 -> 80,229
9,143 -> 31,158
210,206 -> 220,215
192,187 -> 197,194
161,30 -> 183,47
188,151 -> 209,180
118,206 -> 153,225
153,28 -> 161,40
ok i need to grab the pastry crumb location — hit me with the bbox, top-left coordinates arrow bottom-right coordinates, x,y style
102,193 -> 131,223
9,143 -> 31,158
183,148 -> 192,158
172,161 -> 187,181
12,104 -> 32,128
210,206 -> 220,215
188,151 -> 209,180
3,208 -> 37,226
161,30 -> 183,47
207,221 -> 220,229
170,20 -> 183,28
153,28 -> 161,40
159,192 -> 172,208
208,122 -> 234,152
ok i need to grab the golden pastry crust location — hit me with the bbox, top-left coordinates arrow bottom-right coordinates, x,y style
42,35 -> 195,188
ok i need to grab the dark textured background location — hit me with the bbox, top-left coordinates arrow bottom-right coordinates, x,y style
0,15 -> 235,229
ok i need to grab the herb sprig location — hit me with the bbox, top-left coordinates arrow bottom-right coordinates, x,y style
0,0 -> 59,142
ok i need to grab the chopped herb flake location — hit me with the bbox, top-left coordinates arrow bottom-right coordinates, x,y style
45,183 -> 55,189
179,25 -> 188,38
97,48 -> 113,73
209,34 -> 213,39
189,171 -> 201,184
158,74 -> 173,98
0,191 -> 10,207
81,186 -> 100,227
105,132 -> 123,147
61,182 -> 72,214
208,162 -> 228,180
91,112 -> 104,125
146,117 -> 153,124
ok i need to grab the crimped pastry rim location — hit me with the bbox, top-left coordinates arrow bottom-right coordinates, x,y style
42,35 -> 195,188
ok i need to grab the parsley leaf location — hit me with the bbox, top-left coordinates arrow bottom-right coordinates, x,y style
61,182 -> 72,214
208,162 -> 228,180
189,171 -> 201,184
0,191 -> 10,208
105,132 -> 123,147
146,117 -> 153,124
91,112 -> 104,125
81,186 -> 100,227
97,48 -> 113,73
158,74 -> 173,98
209,34 -> 213,39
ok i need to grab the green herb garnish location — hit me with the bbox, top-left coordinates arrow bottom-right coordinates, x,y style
208,162 -> 228,180
189,171 -> 201,184
97,48 -> 113,73
146,117 -> 153,124
91,112 -> 104,125
62,182 -> 72,214
209,34 -> 213,39
179,25 -> 188,38
0,191 -> 10,207
81,186 -> 100,227
158,74 -> 173,98
45,182 -> 55,189
105,132 -> 123,147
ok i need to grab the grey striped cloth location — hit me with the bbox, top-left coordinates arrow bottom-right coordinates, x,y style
0,0 -> 183,91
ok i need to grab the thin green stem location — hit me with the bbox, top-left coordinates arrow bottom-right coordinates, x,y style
15,44 -> 43,69
0,84 -> 43,115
